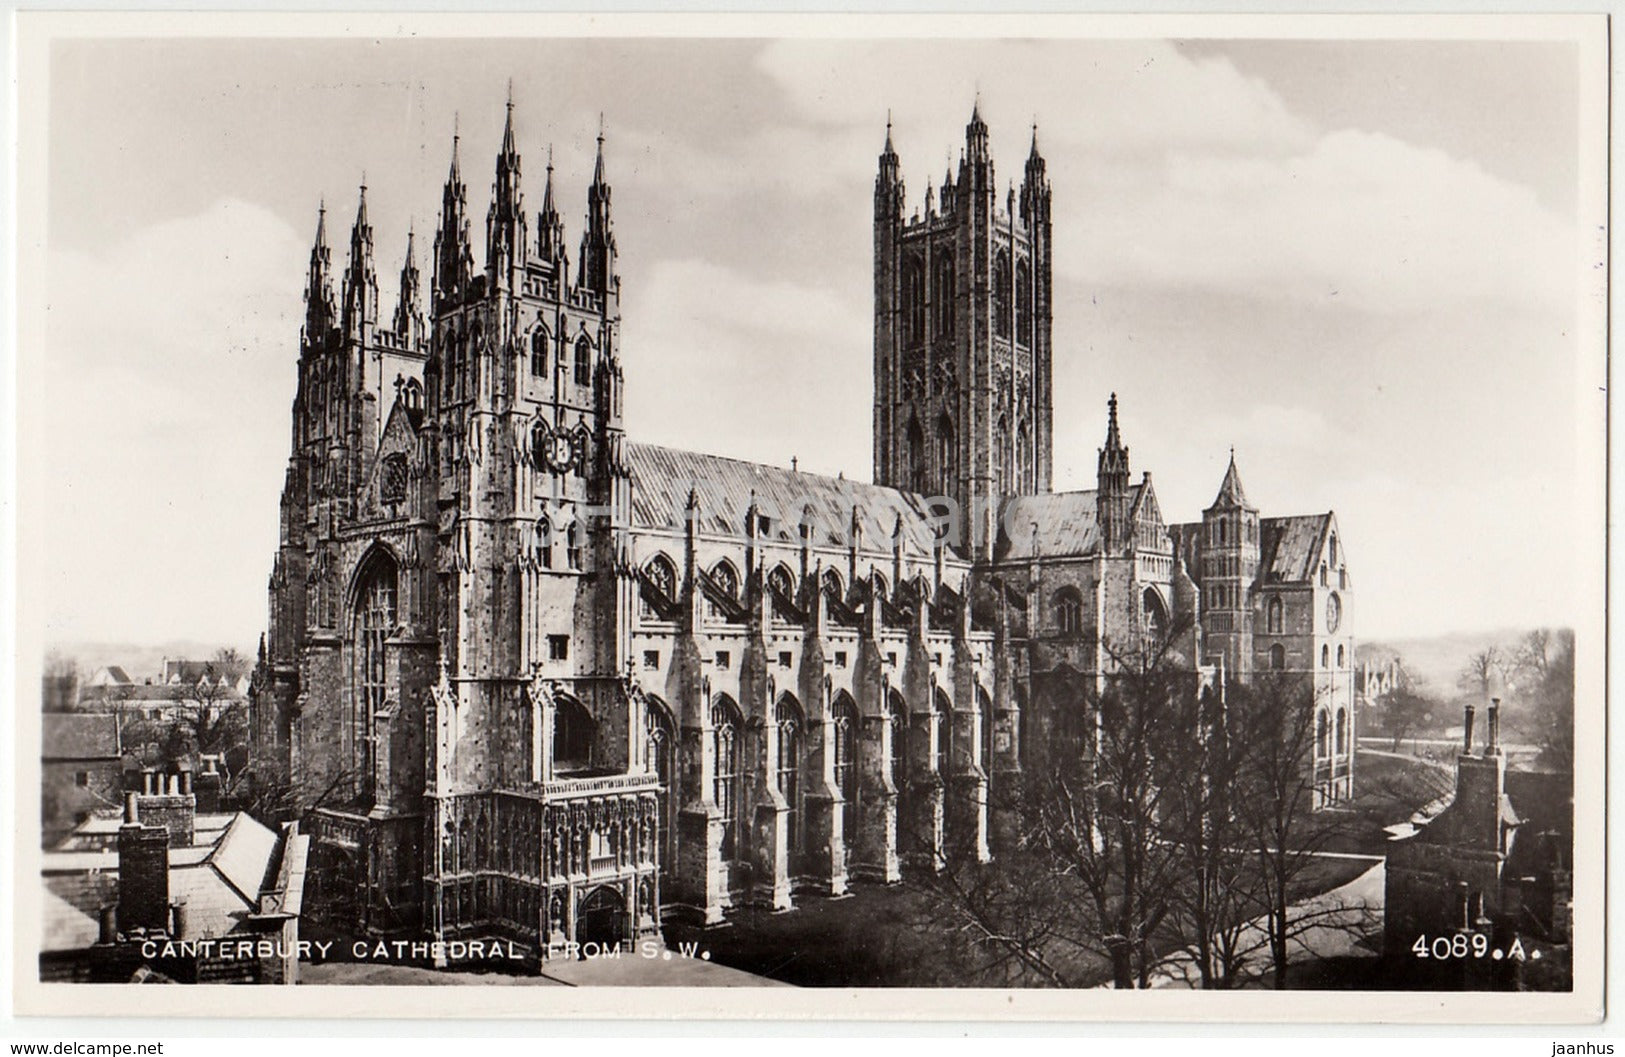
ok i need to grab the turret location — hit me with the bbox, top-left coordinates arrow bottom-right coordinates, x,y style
1020,122 -> 1051,225
1201,449 -> 1260,678
432,126 -> 473,307
875,116 -> 903,220
303,202 -> 336,346
577,121 -> 617,300
1096,394 -> 1131,554
537,146 -> 567,267
393,226 -> 424,350
486,91 -> 527,280
341,183 -> 378,342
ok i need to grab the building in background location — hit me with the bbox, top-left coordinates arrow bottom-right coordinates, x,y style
42,712 -> 127,848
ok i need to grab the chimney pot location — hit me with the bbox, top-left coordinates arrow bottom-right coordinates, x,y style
124,792 -> 139,825
1462,704 -> 1475,754
1487,697 -> 1502,756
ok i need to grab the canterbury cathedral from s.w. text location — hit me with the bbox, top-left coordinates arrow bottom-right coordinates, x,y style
250,98 -> 1357,957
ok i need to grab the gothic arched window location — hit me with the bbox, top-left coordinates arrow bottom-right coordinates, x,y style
574,336 -> 592,387
993,250 -> 1012,340
712,698 -> 744,860
1016,419 -> 1032,493
641,554 -> 677,620
1054,588 -> 1083,637
705,560 -> 738,622
530,325 -> 549,377
566,521 -> 581,570
822,568 -> 844,605
1316,710 -> 1330,759
1142,588 -> 1167,642
933,689 -> 953,776
935,412 -> 955,497
833,693 -> 859,838
995,415 -> 1012,494
1015,259 -> 1033,347
1337,644 -> 1346,667
1267,596 -> 1284,634
351,549 -> 398,802
889,692 -> 909,788
902,253 -> 926,346
1335,708 -> 1348,755
775,695 -> 803,852
534,517 -> 553,569
1269,643 -> 1286,670
553,696 -> 594,773
933,251 -> 955,340
767,563 -> 795,604
906,416 -> 926,493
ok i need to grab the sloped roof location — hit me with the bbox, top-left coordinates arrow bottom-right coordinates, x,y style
1210,455 -> 1252,510
1259,514 -> 1331,584
995,485 -> 1146,561
42,713 -> 120,760
208,813 -> 279,904
627,442 -> 942,557
41,810 -> 284,951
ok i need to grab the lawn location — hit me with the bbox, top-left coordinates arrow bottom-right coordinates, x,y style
669,752 -> 1447,989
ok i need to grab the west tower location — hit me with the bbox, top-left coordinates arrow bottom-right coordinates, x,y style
873,104 -> 1054,561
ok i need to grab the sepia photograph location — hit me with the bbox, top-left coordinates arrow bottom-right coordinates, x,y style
8,11 -> 1608,1024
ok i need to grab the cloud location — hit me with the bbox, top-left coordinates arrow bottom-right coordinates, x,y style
42,199 -> 307,644
620,258 -> 872,477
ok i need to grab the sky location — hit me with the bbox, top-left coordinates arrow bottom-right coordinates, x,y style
37,33 -> 1599,648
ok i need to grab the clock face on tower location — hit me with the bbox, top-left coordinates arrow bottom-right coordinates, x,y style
549,433 -> 577,473
1326,593 -> 1342,634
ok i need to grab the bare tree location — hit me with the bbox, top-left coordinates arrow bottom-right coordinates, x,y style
1457,645 -> 1510,703
1158,680 -> 1268,989
915,627 -> 1200,988
167,663 -> 249,781
1373,659 -> 1437,753
1230,671 -> 1361,990
1512,628 -> 1575,771
42,651 -> 81,712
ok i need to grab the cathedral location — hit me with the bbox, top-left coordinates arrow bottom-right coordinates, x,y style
250,98 -> 1358,960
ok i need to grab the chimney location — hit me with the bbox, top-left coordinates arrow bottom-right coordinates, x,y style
117,795 -> 170,935
97,904 -> 118,945
136,771 -> 196,848
1487,697 -> 1502,756
1462,703 -> 1475,754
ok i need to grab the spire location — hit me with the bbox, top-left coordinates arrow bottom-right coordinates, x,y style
966,92 -> 990,161
488,88 -> 527,275
303,200 -> 336,342
341,180 -> 377,338
537,144 -> 566,264
1211,449 -> 1252,510
1103,393 -> 1123,456
433,125 -> 473,304
593,112 -> 606,185
1097,393 -> 1132,554
579,116 -> 617,299
393,223 -> 424,349
502,79 -> 516,153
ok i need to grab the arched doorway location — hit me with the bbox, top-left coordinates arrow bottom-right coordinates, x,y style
576,885 -> 626,952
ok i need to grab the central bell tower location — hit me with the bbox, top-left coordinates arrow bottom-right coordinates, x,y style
872,102 -> 1054,560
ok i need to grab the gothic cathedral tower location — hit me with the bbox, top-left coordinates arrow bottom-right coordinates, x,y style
873,103 -> 1054,561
